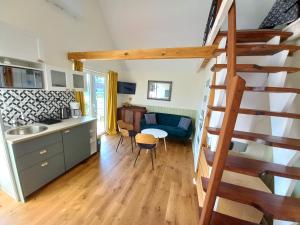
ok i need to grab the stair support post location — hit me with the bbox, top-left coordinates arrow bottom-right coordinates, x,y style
199,2 -> 240,225
198,76 -> 246,225
226,1 -> 236,82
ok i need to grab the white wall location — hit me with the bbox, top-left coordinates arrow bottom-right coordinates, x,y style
0,0 -> 125,72
0,114 -> 17,199
118,59 -> 205,110
221,0 -> 276,30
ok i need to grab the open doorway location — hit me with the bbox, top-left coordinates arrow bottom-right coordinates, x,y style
84,70 -> 107,136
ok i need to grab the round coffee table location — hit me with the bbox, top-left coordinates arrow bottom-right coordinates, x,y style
141,128 -> 168,151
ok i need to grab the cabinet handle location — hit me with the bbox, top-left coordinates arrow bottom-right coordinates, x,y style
39,149 -> 47,155
41,162 -> 48,167
64,130 -> 70,134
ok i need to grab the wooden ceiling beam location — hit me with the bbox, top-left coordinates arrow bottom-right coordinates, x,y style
67,46 -> 217,61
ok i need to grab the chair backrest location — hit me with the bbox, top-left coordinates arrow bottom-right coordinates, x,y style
117,120 -> 133,137
135,133 -> 157,145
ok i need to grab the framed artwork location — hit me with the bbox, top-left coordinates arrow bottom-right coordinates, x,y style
147,80 -> 172,101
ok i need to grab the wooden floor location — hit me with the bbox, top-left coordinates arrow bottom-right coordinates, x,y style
0,135 -> 199,225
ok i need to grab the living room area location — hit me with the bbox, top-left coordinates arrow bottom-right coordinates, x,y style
114,58 -> 202,149
111,60 -> 199,170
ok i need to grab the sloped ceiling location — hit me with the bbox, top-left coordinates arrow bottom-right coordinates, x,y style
97,0 -> 275,74
97,0 -> 212,73
46,0 -> 84,18
98,0 -> 211,49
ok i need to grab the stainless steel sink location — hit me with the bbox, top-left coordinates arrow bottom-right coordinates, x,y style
7,125 -> 48,135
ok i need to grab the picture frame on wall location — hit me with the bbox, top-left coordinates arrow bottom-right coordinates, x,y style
147,80 -> 172,101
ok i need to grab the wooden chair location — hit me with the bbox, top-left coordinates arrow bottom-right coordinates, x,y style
116,120 -> 136,153
134,133 -> 158,170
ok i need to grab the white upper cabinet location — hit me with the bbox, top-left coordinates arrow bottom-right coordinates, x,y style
69,71 -> 85,91
44,65 -> 72,91
0,22 -> 44,63
44,65 -> 85,91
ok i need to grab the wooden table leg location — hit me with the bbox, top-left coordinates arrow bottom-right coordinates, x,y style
163,138 -> 167,151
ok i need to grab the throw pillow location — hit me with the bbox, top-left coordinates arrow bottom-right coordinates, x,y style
178,117 -> 192,130
145,113 -> 157,125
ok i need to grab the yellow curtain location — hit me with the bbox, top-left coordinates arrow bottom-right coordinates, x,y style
73,60 -> 85,116
74,60 -> 83,72
106,70 -> 118,135
74,92 -> 86,116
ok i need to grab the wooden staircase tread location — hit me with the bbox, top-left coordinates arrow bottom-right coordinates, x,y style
199,208 -> 259,225
211,64 -> 300,73
206,127 -> 300,151
204,148 -> 300,179
215,29 -> 293,44
201,177 -> 300,222
210,85 -> 300,94
208,105 -> 300,119
216,44 -> 300,56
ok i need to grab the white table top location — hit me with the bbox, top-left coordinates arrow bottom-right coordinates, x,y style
141,128 -> 168,138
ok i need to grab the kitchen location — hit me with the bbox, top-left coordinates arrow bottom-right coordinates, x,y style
0,20 -> 98,203
0,1 -> 203,224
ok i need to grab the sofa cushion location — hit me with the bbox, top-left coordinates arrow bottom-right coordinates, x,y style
157,125 -> 187,137
178,117 -> 192,131
145,113 -> 157,125
141,124 -> 158,130
156,113 -> 181,127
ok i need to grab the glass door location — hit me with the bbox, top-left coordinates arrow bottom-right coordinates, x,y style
84,71 -> 107,136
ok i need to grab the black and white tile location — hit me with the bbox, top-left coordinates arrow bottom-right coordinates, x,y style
0,90 -> 75,126
260,0 -> 299,29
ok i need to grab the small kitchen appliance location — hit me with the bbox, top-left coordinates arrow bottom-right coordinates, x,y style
70,102 -> 81,118
60,107 -> 70,119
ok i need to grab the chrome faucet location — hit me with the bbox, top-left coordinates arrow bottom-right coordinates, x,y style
11,111 -> 25,127
11,117 -> 20,127
4,104 -> 26,127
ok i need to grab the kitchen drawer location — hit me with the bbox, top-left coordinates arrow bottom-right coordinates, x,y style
13,132 -> 62,158
16,142 -> 63,171
19,153 -> 65,197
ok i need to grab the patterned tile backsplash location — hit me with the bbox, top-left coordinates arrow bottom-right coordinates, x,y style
0,90 -> 75,126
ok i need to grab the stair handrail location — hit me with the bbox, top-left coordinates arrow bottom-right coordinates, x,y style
201,0 -> 234,47
199,0 -> 234,69
198,1 -> 242,225
203,0 -> 220,45
198,76 -> 245,225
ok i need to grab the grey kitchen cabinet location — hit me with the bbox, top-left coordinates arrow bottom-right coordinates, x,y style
62,123 -> 90,171
9,132 -> 65,201
19,153 -> 65,197
7,122 -> 93,202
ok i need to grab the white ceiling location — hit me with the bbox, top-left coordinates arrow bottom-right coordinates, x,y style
50,0 -> 276,74
97,0 -> 276,49
95,0 -> 276,74
97,0 -> 213,74
97,0 -> 212,49
46,0 -> 84,18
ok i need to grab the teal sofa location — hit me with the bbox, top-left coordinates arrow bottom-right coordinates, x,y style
140,112 -> 193,142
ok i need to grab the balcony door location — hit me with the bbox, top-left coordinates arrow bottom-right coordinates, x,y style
84,71 -> 107,136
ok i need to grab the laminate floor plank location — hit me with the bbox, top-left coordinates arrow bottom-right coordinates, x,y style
0,135 -> 198,225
